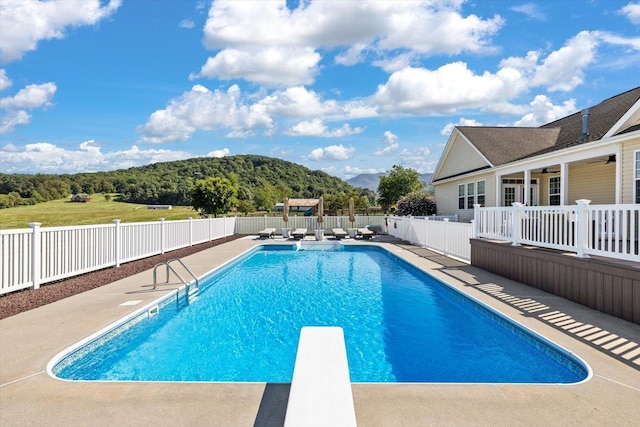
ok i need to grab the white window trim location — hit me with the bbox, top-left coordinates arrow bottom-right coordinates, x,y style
548,176 -> 561,205
458,180 -> 486,209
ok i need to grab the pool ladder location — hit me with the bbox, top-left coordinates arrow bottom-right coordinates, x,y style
153,258 -> 199,300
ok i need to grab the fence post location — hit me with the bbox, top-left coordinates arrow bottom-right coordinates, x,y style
29,222 -> 41,290
209,216 -> 213,241
575,199 -> 591,258
473,204 -> 481,238
443,218 -> 450,256
511,203 -> 524,246
112,219 -> 121,268
189,217 -> 193,246
159,218 -> 165,254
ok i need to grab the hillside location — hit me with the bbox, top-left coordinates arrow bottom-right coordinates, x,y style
0,155 -> 376,208
347,172 -> 434,192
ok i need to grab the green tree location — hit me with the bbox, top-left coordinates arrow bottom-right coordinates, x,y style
377,165 -> 425,212
236,199 -> 255,216
253,182 -> 277,211
191,177 -> 238,217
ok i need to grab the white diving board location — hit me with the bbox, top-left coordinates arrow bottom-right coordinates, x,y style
284,327 -> 357,427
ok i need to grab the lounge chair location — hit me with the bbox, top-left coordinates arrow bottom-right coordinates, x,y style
292,228 -> 307,240
357,227 -> 373,239
258,228 -> 276,239
332,228 -> 347,240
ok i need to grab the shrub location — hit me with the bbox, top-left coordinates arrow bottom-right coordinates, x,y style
395,192 -> 437,216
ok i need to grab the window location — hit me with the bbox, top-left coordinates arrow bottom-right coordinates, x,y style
635,151 -> 640,204
477,180 -> 486,207
458,180 -> 485,209
467,182 -> 475,210
549,176 -> 561,205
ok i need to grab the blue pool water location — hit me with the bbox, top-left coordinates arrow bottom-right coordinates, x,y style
52,244 -> 588,383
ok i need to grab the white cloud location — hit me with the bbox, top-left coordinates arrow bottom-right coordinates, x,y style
208,148 -> 230,157
513,95 -> 577,127
259,86 -> 340,118
286,118 -> 363,138
374,63 -> 521,115
0,82 -> 56,109
531,31 -> 599,92
397,146 -> 434,173
306,144 -> 355,161
0,69 -> 11,91
335,43 -> 368,66
0,0 -> 122,64
192,47 -> 321,86
620,2 -> 640,24
0,82 -> 56,134
511,3 -> 546,21
440,118 -> 483,136
197,0 -> 504,86
137,84 -> 273,143
0,110 -> 30,133
373,131 -> 399,156
0,140 -> 191,174
179,18 -> 195,29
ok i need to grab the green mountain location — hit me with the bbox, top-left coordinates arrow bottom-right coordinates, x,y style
0,155 -> 376,209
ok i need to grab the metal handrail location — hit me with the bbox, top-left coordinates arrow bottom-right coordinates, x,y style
153,258 -> 199,290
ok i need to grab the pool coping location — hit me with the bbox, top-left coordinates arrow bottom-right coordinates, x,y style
2,236 -> 639,426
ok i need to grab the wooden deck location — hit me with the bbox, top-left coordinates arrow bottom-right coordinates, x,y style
470,238 -> 640,325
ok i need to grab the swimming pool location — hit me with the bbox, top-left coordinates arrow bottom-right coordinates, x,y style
50,243 -> 589,383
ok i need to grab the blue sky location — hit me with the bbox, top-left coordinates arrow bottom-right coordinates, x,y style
1,0 -> 639,179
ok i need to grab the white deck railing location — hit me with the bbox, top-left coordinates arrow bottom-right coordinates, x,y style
386,215 -> 471,262
0,217 -> 236,295
474,200 -> 639,262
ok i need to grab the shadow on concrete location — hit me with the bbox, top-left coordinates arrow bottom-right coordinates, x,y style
253,383 -> 291,427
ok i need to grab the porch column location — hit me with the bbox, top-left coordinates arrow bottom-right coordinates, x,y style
560,162 -> 569,205
615,149 -> 621,204
523,170 -> 531,206
495,174 -> 501,206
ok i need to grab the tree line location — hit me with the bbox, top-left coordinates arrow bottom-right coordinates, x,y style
0,155 -> 376,211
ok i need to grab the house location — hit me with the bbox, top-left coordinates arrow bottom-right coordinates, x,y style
70,194 -> 91,203
431,87 -> 640,222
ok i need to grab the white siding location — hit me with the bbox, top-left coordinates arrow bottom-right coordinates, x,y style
434,172 -> 495,222
437,134 -> 490,179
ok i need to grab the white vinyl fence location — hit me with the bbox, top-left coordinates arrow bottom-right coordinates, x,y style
234,215 -> 386,235
1,217 -> 236,295
386,215 -> 472,262
474,200 -> 639,262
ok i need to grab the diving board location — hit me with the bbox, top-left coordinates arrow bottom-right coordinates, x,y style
284,327 -> 357,427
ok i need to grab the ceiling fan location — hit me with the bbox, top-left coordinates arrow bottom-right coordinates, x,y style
540,167 -> 559,174
587,154 -> 616,164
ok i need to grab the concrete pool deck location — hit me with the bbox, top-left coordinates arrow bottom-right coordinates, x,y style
1,236 -> 639,426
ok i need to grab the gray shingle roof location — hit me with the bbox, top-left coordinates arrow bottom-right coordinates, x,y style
457,86 -> 640,166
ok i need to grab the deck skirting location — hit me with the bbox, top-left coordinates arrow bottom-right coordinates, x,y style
470,238 -> 640,325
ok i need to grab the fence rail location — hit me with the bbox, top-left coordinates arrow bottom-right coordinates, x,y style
475,201 -> 639,262
0,217 -> 236,295
386,215 -> 471,262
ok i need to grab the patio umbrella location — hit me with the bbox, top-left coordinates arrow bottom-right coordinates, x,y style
317,196 -> 324,225
348,197 -> 355,226
283,197 -> 289,223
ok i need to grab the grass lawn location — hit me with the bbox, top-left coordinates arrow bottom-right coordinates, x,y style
0,196 -> 199,229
